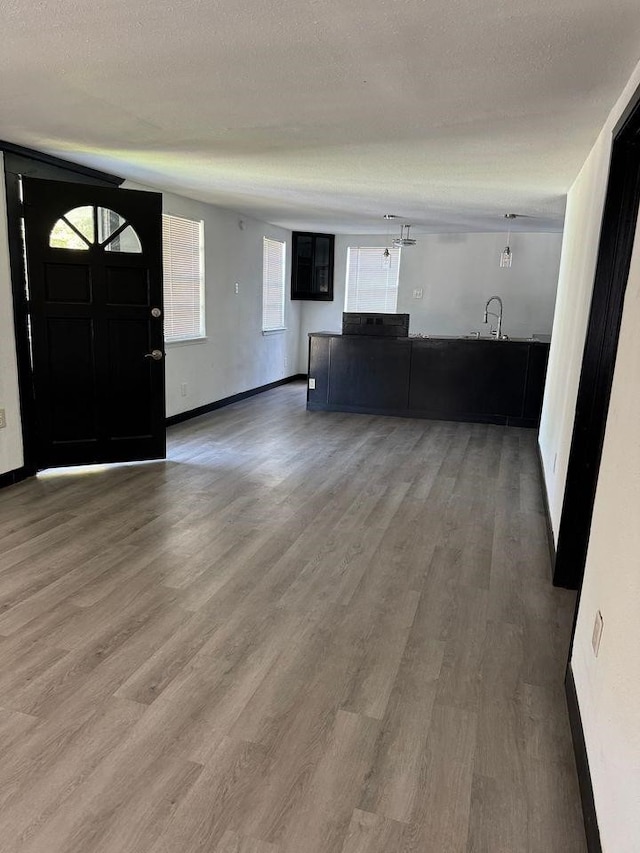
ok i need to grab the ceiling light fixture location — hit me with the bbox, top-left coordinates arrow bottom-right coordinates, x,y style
393,224 -> 417,247
382,214 -> 397,267
500,213 -> 517,268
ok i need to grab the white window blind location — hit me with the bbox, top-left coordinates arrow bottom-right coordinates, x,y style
345,246 -> 401,312
262,237 -> 286,331
162,214 -> 205,341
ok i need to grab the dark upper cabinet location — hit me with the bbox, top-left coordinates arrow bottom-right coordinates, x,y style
291,232 -> 335,300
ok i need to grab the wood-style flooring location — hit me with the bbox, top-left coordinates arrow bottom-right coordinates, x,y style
0,382 -> 586,852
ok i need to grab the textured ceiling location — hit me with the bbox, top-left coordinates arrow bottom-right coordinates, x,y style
2,0 -> 640,233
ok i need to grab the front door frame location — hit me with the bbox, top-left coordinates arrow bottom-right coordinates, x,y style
1,141 -> 124,476
21,176 -> 165,468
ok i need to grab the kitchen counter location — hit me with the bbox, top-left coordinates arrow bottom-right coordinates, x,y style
307,332 -> 550,427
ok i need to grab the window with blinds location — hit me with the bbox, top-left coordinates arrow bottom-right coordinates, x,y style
345,246 -> 401,312
162,214 -> 205,342
262,237 -> 286,332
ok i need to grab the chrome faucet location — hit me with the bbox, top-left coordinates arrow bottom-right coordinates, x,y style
484,295 -> 504,339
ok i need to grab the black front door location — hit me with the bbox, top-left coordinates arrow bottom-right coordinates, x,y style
22,178 -> 165,468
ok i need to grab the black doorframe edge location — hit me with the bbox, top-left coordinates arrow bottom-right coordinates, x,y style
553,80 -> 640,590
535,440 -> 556,570
2,146 -> 125,475
566,665 -> 602,853
166,375 -> 307,426
0,141 -> 123,186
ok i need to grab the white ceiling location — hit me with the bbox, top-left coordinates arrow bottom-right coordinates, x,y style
2,0 -> 640,234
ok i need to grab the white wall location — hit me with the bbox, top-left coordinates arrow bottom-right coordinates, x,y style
572,219 -> 640,853
538,136 -> 612,538
539,59 -> 640,853
0,155 -> 24,475
124,184 -> 300,418
298,231 -> 562,371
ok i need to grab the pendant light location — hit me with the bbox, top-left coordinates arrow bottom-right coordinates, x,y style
382,214 -> 396,267
500,213 -> 517,268
393,224 -> 417,247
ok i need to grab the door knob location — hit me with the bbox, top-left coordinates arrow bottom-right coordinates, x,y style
144,349 -> 163,361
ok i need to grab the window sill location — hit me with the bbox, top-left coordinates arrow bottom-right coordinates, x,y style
165,337 -> 208,348
262,328 -> 287,336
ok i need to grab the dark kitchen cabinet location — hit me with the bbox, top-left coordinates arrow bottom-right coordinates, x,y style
307,333 -> 550,428
409,340 -> 530,418
328,336 -> 411,411
291,232 -> 335,301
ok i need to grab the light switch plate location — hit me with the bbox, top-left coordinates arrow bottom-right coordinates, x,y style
308,378 -> 316,390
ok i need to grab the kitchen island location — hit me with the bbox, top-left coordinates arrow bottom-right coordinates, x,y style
307,332 -> 550,428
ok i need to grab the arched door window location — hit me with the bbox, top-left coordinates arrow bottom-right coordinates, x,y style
49,206 -> 142,253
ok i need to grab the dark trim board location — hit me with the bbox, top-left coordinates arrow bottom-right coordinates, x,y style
0,467 -> 30,491
535,440 -> 557,571
566,665 -> 602,853
0,140 -> 123,186
166,375 -> 307,426
613,79 -> 640,138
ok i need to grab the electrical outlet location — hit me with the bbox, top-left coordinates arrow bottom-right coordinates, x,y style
284,356 -> 289,369
413,288 -> 424,299
592,610 -> 604,657
0,408 -> 6,429
180,383 -> 188,397
308,378 -> 316,390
